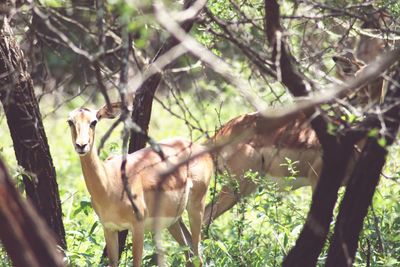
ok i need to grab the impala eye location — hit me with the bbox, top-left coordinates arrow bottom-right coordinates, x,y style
67,120 -> 74,127
342,67 -> 352,74
90,120 -> 97,128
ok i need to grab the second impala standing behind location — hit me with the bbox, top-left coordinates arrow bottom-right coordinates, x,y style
203,52 -> 381,225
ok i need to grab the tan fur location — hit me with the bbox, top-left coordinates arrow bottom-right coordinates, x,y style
68,105 -> 212,267
332,51 -> 366,80
204,113 -> 322,224
204,52 -> 377,225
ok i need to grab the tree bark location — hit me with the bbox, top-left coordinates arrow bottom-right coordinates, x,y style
282,137 -> 354,266
0,158 -> 65,267
264,1 -> 361,265
326,67 -> 400,266
0,19 -> 66,248
264,2 -> 398,265
128,0 -> 198,153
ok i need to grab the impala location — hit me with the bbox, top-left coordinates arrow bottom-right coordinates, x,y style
67,103 -> 213,267
203,52 -> 382,224
332,51 -> 383,106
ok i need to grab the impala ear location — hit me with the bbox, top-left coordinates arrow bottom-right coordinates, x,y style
332,51 -> 366,76
333,55 -> 356,76
96,102 -> 122,120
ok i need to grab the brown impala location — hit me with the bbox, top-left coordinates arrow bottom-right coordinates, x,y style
67,103 -> 213,267
204,52 -> 382,225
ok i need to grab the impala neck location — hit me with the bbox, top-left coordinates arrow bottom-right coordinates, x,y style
79,145 -> 109,201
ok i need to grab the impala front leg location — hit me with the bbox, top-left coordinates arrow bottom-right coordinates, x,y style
132,223 -> 145,267
104,228 -> 119,267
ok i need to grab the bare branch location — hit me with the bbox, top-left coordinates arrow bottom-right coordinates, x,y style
154,1 -> 266,111
93,62 -> 112,109
258,48 -> 400,121
172,0 -> 207,22
32,6 -> 93,60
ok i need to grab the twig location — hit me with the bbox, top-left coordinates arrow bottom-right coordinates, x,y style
204,8 -> 276,78
97,117 -> 123,155
32,6 -> 93,60
171,0 -> 207,22
370,203 -> 385,254
154,1 -> 266,111
366,239 -> 371,267
118,23 -> 143,221
96,0 -> 106,51
155,0 -> 400,125
93,61 -> 112,110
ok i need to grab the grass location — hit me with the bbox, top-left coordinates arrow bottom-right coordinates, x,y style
0,89 -> 399,266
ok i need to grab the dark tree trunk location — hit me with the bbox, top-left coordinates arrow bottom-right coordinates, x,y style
264,1 -> 400,266
282,137 -> 354,266
0,19 -> 66,248
264,2 -> 346,263
0,158 -> 65,267
325,140 -> 386,267
264,1 -> 361,265
128,0 -> 198,153
326,67 -> 400,266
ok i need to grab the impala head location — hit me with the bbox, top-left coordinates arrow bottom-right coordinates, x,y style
332,51 -> 366,80
67,103 -> 121,156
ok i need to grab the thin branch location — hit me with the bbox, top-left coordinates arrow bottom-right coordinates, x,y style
154,1 -> 266,111
96,0 -> 106,51
204,8 -> 276,78
32,6 -> 93,60
118,24 -> 143,221
172,0 -> 207,22
93,62 -> 112,110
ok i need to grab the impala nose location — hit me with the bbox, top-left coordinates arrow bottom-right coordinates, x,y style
76,143 -> 87,152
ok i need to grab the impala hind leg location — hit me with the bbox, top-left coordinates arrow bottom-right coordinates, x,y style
204,144 -> 262,224
168,219 -> 195,266
104,228 -> 119,267
203,178 -> 257,225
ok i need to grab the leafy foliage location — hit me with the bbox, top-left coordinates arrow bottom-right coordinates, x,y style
1,0 -> 400,266
2,92 -> 400,266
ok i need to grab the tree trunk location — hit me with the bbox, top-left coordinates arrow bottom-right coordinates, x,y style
263,1 -> 398,265
263,0 -> 369,265
326,67 -> 400,266
282,135 -> 355,266
0,19 -> 66,248
128,0 -> 198,153
0,158 -> 65,267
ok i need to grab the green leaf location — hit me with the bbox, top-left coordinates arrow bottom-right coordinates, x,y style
378,137 -> 387,147
88,221 -> 99,235
368,128 -> 379,138
327,122 -> 337,135
216,240 -> 230,257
